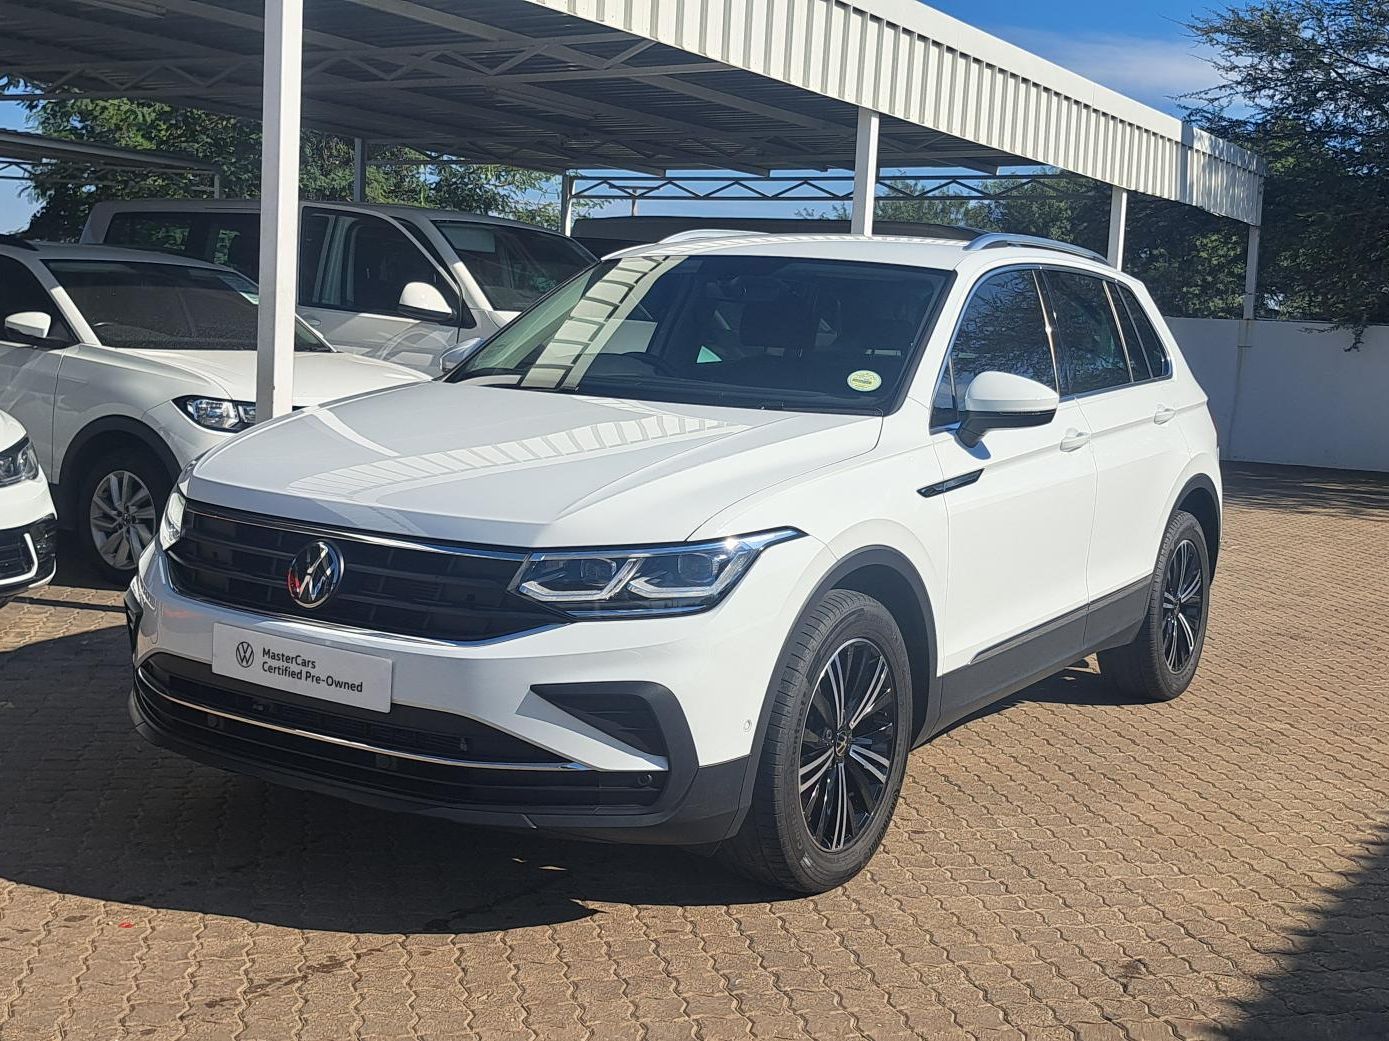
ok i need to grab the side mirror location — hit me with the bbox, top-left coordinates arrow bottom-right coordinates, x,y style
398,281 -> 455,321
957,371 -> 1059,448
439,337 -> 484,373
4,311 -> 53,344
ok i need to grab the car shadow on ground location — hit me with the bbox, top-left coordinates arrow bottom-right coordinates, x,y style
0,622 -> 1144,936
1223,462 -> 1389,518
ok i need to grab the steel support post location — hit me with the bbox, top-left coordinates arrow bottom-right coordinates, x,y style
850,108 -> 880,237
254,0 -> 303,423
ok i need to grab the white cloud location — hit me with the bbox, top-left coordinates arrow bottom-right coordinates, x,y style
992,28 -> 1225,113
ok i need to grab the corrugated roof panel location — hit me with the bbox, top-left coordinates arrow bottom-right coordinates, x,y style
518,0 -> 1264,223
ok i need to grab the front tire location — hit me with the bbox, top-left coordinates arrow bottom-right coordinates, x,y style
1099,509 -> 1211,701
720,589 -> 912,894
77,450 -> 171,584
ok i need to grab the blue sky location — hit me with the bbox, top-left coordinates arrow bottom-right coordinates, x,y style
0,1 -> 1224,233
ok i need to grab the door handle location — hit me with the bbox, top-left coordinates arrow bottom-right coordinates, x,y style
1153,405 -> 1176,425
1059,429 -> 1091,452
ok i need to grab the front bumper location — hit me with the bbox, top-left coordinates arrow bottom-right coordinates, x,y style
0,514 -> 58,603
126,531 -> 834,843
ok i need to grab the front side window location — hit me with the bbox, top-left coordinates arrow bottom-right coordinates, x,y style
449,254 -> 949,414
1045,269 -> 1133,394
933,268 -> 1056,424
301,211 -> 459,322
45,260 -> 327,352
434,222 -> 595,312
0,256 -> 73,343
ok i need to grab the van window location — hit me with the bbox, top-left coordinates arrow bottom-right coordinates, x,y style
433,222 -> 593,312
301,210 -> 459,322
103,212 -> 197,258
205,213 -> 260,278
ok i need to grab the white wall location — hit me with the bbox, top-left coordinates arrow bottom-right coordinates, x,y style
1167,318 -> 1389,473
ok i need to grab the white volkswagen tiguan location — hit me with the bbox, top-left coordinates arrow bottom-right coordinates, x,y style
0,240 -> 427,581
128,232 -> 1221,893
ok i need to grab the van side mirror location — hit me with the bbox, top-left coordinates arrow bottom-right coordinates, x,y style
439,337 -> 484,373
398,281 -> 455,321
4,311 -> 54,344
957,371 -> 1059,448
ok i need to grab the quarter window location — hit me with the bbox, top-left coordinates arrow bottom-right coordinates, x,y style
1045,270 -> 1133,394
1115,283 -> 1171,380
934,268 -> 1056,424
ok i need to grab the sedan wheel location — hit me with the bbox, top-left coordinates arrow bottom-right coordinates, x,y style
89,469 -> 158,572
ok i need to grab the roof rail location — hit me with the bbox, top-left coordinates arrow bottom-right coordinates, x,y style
964,232 -> 1107,265
0,233 -> 37,251
659,229 -> 768,245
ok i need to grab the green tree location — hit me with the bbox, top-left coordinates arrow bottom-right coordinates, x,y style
8,96 -> 568,240
1189,0 -> 1389,337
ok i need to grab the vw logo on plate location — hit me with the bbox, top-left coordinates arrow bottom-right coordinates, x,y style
235,641 -> 256,669
286,540 -> 345,610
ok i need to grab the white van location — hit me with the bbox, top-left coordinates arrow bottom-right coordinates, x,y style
82,200 -> 596,372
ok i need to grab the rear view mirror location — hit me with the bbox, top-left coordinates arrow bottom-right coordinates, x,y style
4,311 -> 53,344
957,370 -> 1059,448
439,337 -> 484,373
398,281 -> 455,321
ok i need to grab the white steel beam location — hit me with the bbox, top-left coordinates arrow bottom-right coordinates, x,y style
851,108 -> 880,237
255,0 -> 302,424
560,173 -> 575,237
1107,187 -> 1129,269
353,138 -> 367,202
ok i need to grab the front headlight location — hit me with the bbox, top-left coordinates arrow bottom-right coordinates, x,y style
158,486 -> 188,551
0,438 -> 41,487
512,529 -> 801,617
176,397 -> 256,432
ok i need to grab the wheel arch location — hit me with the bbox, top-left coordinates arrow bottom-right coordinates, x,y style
57,417 -> 180,527
1173,473 -> 1221,577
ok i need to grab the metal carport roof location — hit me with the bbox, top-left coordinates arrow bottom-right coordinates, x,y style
0,0 -> 1267,419
0,0 -> 1265,224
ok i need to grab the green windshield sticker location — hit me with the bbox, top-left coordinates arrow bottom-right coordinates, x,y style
847,369 -> 883,393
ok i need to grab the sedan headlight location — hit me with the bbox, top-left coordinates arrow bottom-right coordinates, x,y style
512,529 -> 801,617
176,397 -> 256,432
0,438 -> 41,487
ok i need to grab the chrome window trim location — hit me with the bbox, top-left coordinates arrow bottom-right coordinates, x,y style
136,667 -> 619,773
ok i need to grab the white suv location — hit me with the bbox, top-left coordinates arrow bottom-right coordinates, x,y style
0,409 -> 57,607
0,239 -> 427,581
127,232 -> 1221,893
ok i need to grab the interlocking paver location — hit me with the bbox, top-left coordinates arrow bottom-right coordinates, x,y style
1,463 -> 1387,1040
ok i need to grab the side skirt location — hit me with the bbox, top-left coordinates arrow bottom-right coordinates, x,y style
931,578 -> 1150,735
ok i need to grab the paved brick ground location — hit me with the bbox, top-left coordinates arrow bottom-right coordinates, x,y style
1,464 -> 1386,1041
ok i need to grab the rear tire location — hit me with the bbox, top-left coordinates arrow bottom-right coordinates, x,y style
719,589 -> 912,894
77,450 -> 171,585
1099,510 -> 1211,702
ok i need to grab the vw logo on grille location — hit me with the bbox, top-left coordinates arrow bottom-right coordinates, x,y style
235,641 -> 256,669
286,540 -> 345,609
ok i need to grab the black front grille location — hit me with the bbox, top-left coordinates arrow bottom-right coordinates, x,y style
136,657 -> 666,812
0,517 -> 56,584
166,504 -> 565,642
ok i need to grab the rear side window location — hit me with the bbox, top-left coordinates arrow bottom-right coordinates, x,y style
1045,269 -> 1132,394
934,268 -> 1056,424
1114,284 -> 1171,380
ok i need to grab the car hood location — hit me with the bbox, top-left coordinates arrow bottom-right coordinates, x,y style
188,383 -> 881,546
130,350 -> 426,403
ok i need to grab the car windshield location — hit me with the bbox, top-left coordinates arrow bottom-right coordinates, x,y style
44,260 -> 329,352
446,254 -> 950,414
433,221 -> 595,312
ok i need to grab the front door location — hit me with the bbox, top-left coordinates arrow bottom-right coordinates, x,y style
925,267 -> 1098,720
0,256 -> 74,474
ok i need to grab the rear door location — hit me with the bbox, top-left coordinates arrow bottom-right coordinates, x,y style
928,266 -> 1097,715
1043,270 -> 1190,623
